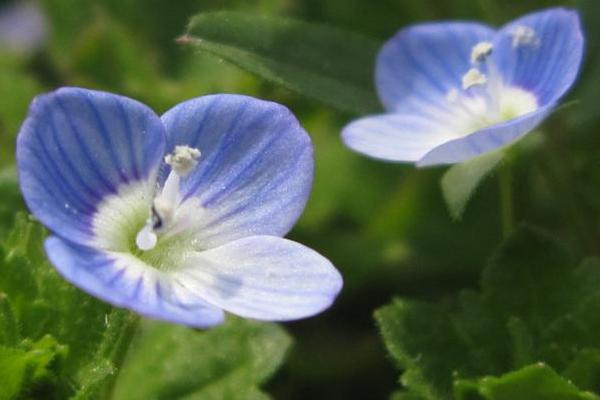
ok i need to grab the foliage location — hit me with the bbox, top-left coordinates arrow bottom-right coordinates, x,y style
2,0 -> 600,398
376,227 -> 600,399
112,319 -> 291,400
0,215 -> 291,399
454,363 -> 599,400
182,11 -> 381,114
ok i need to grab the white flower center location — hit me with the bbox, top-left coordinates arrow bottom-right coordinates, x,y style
444,39 -> 539,137
135,146 -> 202,251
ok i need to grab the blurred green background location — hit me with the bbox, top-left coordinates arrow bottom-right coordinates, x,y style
1,0 -> 599,398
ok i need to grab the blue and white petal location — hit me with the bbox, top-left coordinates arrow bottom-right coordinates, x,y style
173,236 -> 343,321
17,88 -> 166,246
45,236 -> 225,328
376,22 -> 494,115
160,95 -> 313,249
417,104 -> 553,166
493,8 -> 584,106
342,113 -> 458,162
344,9 -> 583,166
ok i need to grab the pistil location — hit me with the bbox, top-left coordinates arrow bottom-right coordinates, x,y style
135,146 -> 201,251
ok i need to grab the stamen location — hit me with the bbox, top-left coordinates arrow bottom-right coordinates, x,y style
151,197 -> 174,231
462,68 -> 487,90
165,145 -> 201,177
470,41 -> 493,64
135,145 -> 202,251
510,26 -> 539,48
136,224 -> 157,251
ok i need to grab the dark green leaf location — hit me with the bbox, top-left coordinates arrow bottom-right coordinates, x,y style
375,227 -> 600,398
182,11 -> 381,114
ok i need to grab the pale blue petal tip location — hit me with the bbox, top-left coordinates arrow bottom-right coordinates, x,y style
175,236 -> 343,321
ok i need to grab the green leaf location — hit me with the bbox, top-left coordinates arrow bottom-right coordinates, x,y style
181,11 -> 381,114
0,215 -> 136,397
0,294 -> 19,347
454,363 -> 599,400
0,335 -> 68,400
375,227 -> 600,399
564,349 -> 600,394
70,310 -> 135,400
440,150 -> 505,220
112,318 -> 292,400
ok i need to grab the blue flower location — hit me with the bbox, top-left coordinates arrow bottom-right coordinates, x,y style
342,8 -> 584,166
17,87 -> 343,328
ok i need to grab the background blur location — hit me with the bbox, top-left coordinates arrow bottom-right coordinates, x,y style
0,0 -> 598,399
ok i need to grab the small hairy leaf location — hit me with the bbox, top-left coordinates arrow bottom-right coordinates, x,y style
182,11 -> 381,114
0,215 -> 133,398
376,227 -> 600,399
0,335 -> 68,400
454,363 -> 599,400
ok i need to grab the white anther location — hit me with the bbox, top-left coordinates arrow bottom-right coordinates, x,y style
462,68 -> 487,90
136,224 -> 157,251
165,145 -> 201,177
471,41 -> 493,64
510,26 -> 539,48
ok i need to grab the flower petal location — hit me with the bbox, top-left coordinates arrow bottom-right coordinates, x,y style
173,236 -> 343,321
45,236 -> 225,328
494,8 -> 583,106
160,94 -> 313,249
376,22 -> 494,114
341,113 -> 457,162
17,87 -> 166,246
417,104 -> 554,166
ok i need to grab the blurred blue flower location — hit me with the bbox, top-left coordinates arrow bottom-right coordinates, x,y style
0,1 -> 47,54
342,8 -> 584,166
17,87 -> 342,327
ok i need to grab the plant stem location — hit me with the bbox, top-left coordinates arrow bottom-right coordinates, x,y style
110,313 -> 140,373
498,162 -> 514,239
101,311 -> 141,399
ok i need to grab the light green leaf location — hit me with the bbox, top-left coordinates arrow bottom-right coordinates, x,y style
0,215 -> 136,397
453,363 -> 599,400
112,318 -> 292,400
0,335 -> 68,400
440,150 -> 505,220
182,11 -> 381,114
